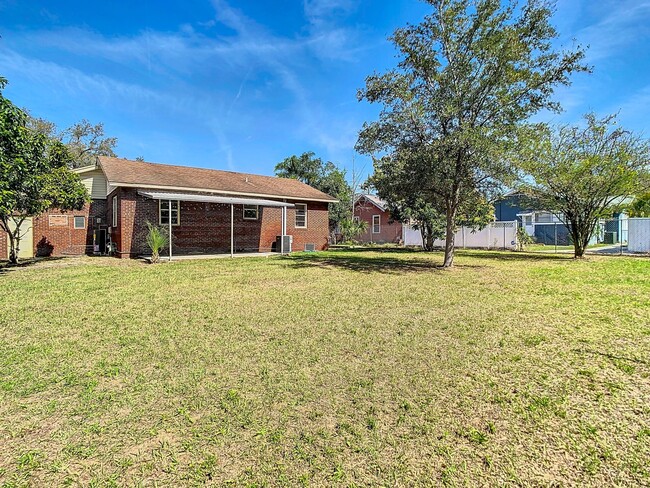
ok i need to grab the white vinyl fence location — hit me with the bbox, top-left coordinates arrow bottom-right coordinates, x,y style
404,221 -> 518,250
628,218 -> 650,253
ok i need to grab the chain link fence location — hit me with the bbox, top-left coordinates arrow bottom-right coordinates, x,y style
522,217 -> 640,255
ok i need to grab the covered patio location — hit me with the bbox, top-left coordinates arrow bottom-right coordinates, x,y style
137,191 -> 295,261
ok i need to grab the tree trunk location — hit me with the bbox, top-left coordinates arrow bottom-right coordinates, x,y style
2,217 -> 23,265
8,232 -> 19,265
443,205 -> 457,268
422,223 -> 434,251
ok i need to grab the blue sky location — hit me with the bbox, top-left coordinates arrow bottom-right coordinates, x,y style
1,0 -> 650,180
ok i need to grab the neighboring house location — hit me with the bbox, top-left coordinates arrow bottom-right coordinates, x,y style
353,194 -> 403,244
494,192 -> 628,245
1,157 -> 336,260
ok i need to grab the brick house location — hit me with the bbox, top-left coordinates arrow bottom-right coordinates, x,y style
1,157 -> 336,260
353,194 -> 404,245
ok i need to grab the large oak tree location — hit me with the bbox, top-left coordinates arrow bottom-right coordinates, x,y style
356,0 -> 588,266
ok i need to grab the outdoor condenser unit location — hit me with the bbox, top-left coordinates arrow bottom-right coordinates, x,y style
276,235 -> 292,253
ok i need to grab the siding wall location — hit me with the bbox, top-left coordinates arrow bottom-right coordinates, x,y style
79,170 -> 108,200
108,187 -> 330,258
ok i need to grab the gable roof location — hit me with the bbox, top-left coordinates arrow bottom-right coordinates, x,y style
97,156 -> 337,203
356,194 -> 387,211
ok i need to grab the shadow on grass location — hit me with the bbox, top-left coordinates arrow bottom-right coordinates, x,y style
287,247 -> 572,274
0,257 -> 66,275
457,250 -> 572,262
288,252 -> 445,274
577,348 -> 650,366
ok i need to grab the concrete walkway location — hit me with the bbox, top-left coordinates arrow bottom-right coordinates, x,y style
144,252 -> 279,262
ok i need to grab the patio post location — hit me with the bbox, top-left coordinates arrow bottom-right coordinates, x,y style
168,199 -> 173,262
230,204 -> 234,258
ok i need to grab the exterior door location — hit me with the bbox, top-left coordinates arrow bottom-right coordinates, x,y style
7,217 -> 33,259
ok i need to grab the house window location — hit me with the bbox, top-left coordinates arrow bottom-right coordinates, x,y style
159,200 -> 180,226
524,215 -> 532,225
112,196 -> 118,227
372,215 -> 380,234
243,204 -> 259,220
74,216 -> 86,229
295,203 -> 307,228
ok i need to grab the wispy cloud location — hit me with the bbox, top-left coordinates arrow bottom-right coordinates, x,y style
573,1 -> 650,62
0,0 -> 377,170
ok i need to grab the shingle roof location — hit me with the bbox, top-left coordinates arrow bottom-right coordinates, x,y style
356,194 -> 386,211
98,157 -> 337,202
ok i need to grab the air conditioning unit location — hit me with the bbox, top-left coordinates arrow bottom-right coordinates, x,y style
275,235 -> 292,253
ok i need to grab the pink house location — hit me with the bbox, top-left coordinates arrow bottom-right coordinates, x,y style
353,194 -> 403,244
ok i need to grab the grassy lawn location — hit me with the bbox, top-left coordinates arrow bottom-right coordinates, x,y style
1,250 -> 649,486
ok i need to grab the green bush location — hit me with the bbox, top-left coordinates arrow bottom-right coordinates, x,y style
145,221 -> 169,263
516,226 -> 534,251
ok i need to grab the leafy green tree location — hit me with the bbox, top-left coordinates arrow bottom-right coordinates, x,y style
356,0 -> 588,267
629,192 -> 650,217
27,115 -> 117,168
0,78 -> 89,264
368,154 -> 494,251
519,114 -> 650,258
65,119 -> 118,168
275,152 -> 352,232
338,217 -> 368,243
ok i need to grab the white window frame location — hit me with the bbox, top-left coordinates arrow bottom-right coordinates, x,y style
353,215 -> 360,223
73,216 -> 86,229
243,204 -> 259,220
372,215 -> 381,234
112,196 -> 118,227
295,203 -> 307,228
159,200 -> 180,226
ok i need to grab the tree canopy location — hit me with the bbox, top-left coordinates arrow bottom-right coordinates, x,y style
28,116 -> 118,169
356,0 -> 588,266
519,113 -> 650,257
629,192 -> 650,218
275,152 -> 352,232
0,78 -> 89,263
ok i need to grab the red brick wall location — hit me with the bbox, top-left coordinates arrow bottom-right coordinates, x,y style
33,200 -> 107,256
109,187 -> 330,258
0,200 -> 106,259
354,203 -> 403,244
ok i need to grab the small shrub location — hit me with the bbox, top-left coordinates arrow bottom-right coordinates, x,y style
145,221 -> 169,264
516,226 -> 534,251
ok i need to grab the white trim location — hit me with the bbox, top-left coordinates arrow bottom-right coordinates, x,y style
111,181 -> 337,203
112,196 -> 118,227
243,204 -> 259,220
372,215 -> 381,234
72,165 -> 99,174
73,216 -> 86,229
138,191 -> 295,208
295,203 -> 307,228
159,200 -> 180,226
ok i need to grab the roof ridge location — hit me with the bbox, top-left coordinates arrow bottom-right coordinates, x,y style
98,156 -> 306,184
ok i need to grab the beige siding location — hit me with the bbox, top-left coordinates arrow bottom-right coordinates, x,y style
80,170 -> 108,199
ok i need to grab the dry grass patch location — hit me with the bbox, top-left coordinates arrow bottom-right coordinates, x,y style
0,249 -> 649,486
